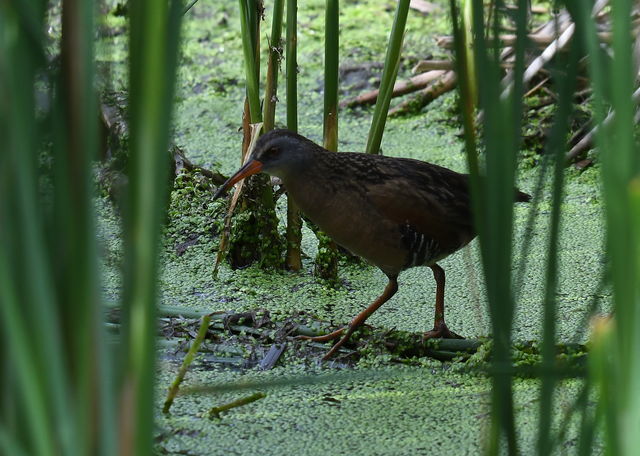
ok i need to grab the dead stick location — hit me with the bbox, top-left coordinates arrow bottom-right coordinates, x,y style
340,70 -> 445,108
523,77 -> 550,98
163,314 -> 213,414
411,59 -> 454,73
388,71 -> 457,117
208,392 -> 267,419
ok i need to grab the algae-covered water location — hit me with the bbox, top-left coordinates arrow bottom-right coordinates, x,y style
96,0 -> 606,454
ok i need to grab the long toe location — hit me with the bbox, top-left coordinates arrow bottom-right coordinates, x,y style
423,323 -> 464,340
296,327 -> 346,343
321,333 -> 353,360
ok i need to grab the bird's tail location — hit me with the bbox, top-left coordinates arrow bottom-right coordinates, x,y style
516,189 -> 531,202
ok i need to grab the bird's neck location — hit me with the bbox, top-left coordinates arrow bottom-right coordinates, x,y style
278,152 -> 337,219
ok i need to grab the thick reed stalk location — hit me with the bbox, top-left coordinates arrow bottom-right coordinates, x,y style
315,0 -> 340,282
123,0 -> 183,453
452,0 -> 529,452
536,42 -> 579,456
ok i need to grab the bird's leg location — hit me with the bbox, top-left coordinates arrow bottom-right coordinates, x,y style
298,276 -> 399,360
423,264 -> 463,340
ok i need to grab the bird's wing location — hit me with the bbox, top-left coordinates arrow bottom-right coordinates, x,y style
365,161 -> 474,253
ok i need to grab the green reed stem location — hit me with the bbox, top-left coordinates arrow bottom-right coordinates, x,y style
537,41 -> 579,456
285,0 -> 302,271
323,0 -> 339,152
365,0 -> 410,154
124,0 -> 183,453
286,0 -> 298,131
239,0 -> 262,123
263,0 -> 284,131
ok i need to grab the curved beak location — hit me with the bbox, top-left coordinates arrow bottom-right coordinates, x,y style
213,159 -> 263,199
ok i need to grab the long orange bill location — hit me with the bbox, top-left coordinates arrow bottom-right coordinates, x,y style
213,159 -> 263,199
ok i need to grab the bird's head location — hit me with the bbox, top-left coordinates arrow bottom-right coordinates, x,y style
213,129 -> 318,199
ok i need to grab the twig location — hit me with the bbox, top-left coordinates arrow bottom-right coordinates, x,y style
340,70 -> 445,108
523,77 -> 550,98
163,314 -> 213,414
208,392 -> 267,419
388,71 -> 457,117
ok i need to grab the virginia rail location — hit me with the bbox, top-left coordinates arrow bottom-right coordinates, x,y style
214,129 -> 530,360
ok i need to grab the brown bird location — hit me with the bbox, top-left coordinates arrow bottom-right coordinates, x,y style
214,129 -> 530,360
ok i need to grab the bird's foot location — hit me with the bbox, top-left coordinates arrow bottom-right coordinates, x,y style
297,326 -> 358,360
423,321 -> 463,340
296,327 -> 346,343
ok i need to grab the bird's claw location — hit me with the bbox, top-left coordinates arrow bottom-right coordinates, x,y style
321,332 -> 353,360
423,322 -> 463,340
297,326 -> 358,360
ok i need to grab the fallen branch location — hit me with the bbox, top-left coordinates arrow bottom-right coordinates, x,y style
388,71 -> 457,117
340,70 -> 446,108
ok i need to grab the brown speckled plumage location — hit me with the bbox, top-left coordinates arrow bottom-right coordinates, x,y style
216,129 -> 530,360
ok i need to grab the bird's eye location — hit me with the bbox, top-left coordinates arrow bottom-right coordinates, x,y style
265,147 -> 280,158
